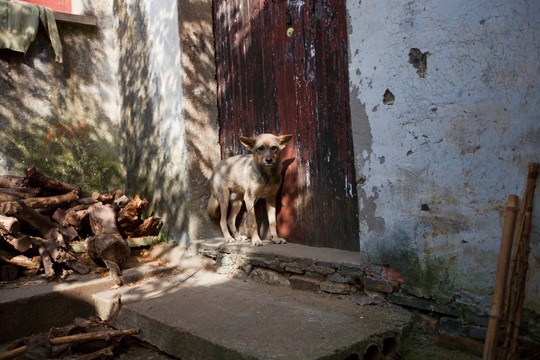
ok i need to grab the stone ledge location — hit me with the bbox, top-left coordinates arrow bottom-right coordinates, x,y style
190,238 -> 380,296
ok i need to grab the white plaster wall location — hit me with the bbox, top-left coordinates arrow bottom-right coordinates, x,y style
144,0 -> 189,245
114,0 -> 189,244
346,0 -> 540,314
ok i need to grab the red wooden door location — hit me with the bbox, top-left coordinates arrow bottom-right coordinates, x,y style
214,0 -> 359,251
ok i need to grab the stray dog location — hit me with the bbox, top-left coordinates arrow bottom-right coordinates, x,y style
207,133 -> 292,246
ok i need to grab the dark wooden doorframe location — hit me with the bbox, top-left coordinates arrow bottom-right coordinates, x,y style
213,0 -> 359,251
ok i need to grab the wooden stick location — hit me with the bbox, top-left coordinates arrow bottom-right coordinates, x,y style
500,162 -> 539,360
0,215 -> 20,235
0,248 -> 40,271
0,328 -> 140,360
483,195 -> 519,360
22,189 -> 80,209
71,345 -> 114,360
24,165 -> 81,195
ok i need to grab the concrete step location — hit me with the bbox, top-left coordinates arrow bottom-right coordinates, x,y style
93,264 -> 413,359
0,261 -> 178,342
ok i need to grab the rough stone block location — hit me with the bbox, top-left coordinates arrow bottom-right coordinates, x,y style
309,265 -> 336,275
248,256 -> 270,268
289,275 -> 321,292
320,281 -> 350,295
439,317 -> 463,336
350,291 -> 384,306
315,261 -> 338,270
468,325 -> 487,340
284,266 -> 305,275
305,271 -> 325,279
388,293 -> 459,317
328,272 -> 351,284
339,264 -> 364,275
294,258 -> 313,266
219,255 -> 234,266
251,268 -> 289,286
363,276 -> 399,293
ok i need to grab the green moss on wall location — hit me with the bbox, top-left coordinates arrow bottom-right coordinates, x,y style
2,122 -> 122,197
367,228 -> 456,304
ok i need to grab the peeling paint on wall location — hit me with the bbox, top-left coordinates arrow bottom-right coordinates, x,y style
346,0 -> 540,320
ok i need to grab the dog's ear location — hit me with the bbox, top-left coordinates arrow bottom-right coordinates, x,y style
240,136 -> 256,151
278,134 -> 293,149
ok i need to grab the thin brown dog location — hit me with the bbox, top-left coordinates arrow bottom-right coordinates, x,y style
207,133 -> 292,246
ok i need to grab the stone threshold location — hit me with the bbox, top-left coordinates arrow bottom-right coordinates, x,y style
190,238 -> 401,296
190,239 -> 468,318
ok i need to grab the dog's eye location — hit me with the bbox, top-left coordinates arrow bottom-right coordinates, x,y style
257,146 -> 264,152
271,146 -> 278,152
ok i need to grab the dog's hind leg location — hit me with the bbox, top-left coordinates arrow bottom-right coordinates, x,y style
207,192 -> 220,219
216,189 -> 235,242
244,196 -> 263,246
227,195 -> 247,242
266,197 -> 287,244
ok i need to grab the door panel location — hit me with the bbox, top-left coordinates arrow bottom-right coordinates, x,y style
214,0 -> 359,251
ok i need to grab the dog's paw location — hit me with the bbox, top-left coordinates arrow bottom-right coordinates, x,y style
270,236 -> 287,244
225,236 -> 236,243
239,235 -> 249,242
252,239 -> 263,246
233,234 -> 249,242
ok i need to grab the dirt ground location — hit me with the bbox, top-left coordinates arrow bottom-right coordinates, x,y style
401,323 -> 481,360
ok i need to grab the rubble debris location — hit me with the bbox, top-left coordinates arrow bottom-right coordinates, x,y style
0,166 -> 162,283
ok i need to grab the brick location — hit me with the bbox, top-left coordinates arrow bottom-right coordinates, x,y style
363,276 -> 399,293
289,275 -> 321,292
439,317 -> 463,336
320,281 -> 350,295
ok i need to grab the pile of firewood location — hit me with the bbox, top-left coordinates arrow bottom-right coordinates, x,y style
0,166 -> 161,284
0,317 -> 140,360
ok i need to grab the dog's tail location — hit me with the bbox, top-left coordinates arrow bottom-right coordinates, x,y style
207,193 -> 220,219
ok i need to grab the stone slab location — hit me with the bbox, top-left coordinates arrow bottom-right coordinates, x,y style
94,267 -> 412,359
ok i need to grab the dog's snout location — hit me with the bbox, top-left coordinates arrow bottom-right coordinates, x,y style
265,157 -> 274,165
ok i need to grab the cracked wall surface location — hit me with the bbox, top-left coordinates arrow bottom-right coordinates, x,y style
346,0 -> 540,318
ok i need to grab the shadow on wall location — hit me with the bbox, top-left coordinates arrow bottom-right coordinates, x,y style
177,0 -> 222,241
0,3 -> 122,193
114,0 -> 220,243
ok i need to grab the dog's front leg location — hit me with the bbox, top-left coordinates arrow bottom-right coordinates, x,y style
244,196 -> 263,246
266,197 -> 287,244
228,196 -> 248,242
216,190 -> 235,243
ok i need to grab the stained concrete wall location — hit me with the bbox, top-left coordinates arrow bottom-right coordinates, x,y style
346,0 -> 540,320
0,0 -> 122,192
